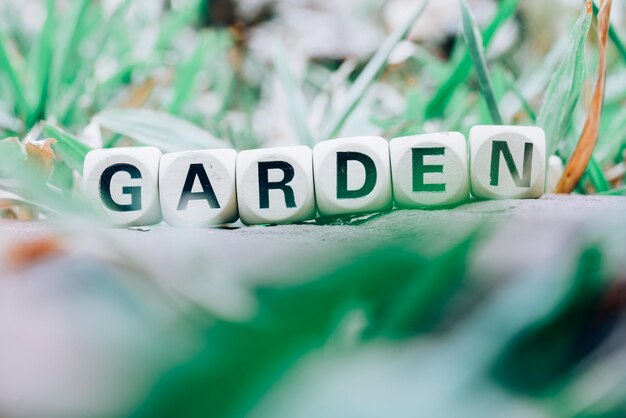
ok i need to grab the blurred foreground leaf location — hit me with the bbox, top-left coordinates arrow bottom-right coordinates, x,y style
492,246 -> 608,394
131,238 -> 475,418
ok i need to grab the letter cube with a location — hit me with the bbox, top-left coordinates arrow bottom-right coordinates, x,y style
159,150 -> 238,227
236,146 -> 315,225
313,137 -> 392,217
82,147 -> 162,227
390,132 -> 469,208
470,125 -> 546,199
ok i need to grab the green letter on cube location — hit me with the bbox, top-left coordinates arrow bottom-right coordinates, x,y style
412,148 -> 446,193
490,141 -> 533,187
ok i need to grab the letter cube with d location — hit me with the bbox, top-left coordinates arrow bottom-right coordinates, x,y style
313,137 -> 392,217
470,125 -> 546,199
390,132 -> 469,208
159,150 -> 238,227
236,146 -> 315,225
82,147 -> 162,227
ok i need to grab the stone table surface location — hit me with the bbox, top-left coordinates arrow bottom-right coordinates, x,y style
1,194 -> 626,282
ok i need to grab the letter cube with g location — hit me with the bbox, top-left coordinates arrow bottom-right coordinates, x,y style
390,132 -> 469,208
236,146 -> 316,225
313,137 -> 392,217
470,125 -> 546,199
82,147 -> 162,227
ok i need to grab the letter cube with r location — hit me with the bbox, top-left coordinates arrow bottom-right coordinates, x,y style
236,146 -> 315,225
82,125 -> 548,227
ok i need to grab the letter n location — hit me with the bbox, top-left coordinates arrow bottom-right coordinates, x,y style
490,141 -> 533,187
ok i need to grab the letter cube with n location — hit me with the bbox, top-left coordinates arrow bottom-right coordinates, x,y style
159,150 -> 238,227
390,132 -> 469,208
82,147 -> 162,227
470,126 -> 546,199
314,137 -> 392,217
236,146 -> 315,225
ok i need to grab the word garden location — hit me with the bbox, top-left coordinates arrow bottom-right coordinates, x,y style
82,125 -> 547,227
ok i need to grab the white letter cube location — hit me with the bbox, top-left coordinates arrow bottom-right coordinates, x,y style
313,137 -> 392,217
390,132 -> 469,208
159,150 -> 238,227
236,146 -> 315,225
470,125 -> 546,199
82,147 -> 162,227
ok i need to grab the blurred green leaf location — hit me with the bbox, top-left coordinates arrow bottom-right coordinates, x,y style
0,34 -> 29,121
129,235 -> 481,418
321,0 -> 429,140
157,1 -> 202,51
43,122 -> 92,172
582,157 -> 610,193
537,4 -> 592,157
365,236 -> 473,339
273,43 -> 315,146
47,0 -> 89,118
592,0 -> 626,64
491,246 -> 607,395
95,109 -> 228,152
170,31 -> 214,116
503,70 -> 537,122
29,0 -> 56,126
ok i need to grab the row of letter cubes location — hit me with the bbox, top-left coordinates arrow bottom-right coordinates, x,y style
82,125 -> 546,227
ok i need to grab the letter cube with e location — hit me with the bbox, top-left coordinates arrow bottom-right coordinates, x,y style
159,150 -> 238,227
236,146 -> 316,225
82,147 -> 162,227
390,132 -> 469,208
314,137 -> 392,217
470,125 -> 546,199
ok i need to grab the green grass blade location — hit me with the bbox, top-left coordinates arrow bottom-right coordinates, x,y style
273,44 -> 315,146
157,1 -> 202,51
599,186 -> 626,196
503,70 -> 537,122
169,31 -> 214,116
95,109 -> 228,152
59,0 -> 132,125
537,4 -> 592,157
425,0 -> 519,119
460,0 -> 503,125
0,109 -> 23,133
321,0 -> 429,140
46,0 -> 90,119
43,122 -> 93,172
0,36 -> 29,121
582,157 -> 610,193
29,0 -> 56,126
